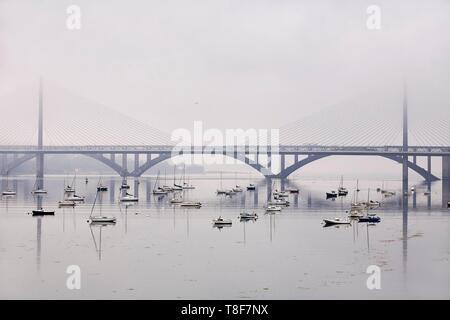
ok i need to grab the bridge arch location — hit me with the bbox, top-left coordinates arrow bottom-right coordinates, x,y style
275,154 -> 439,181
129,153 -> 271,177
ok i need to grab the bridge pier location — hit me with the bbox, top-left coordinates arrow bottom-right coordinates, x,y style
134,153 -> 139,172
280,155 -> 285,172
427,156 -> 432,190
443,156 -> 450,208
1,154 -> 7,175
36,153 -> 44,189
443,156 -> 450,180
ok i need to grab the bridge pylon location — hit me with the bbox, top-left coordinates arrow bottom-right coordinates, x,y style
36,77 -> 44,189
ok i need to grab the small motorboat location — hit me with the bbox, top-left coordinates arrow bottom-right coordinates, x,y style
65,194 -> 85,202
89,216 -> 116,224
161,185 -> 174,192
64,186 -> 75,193
323,218 -> 351,226
182,182 -> 195,190
2,190 -> 16,196
326,191 -> 338,199
347,210 -> 364,218
32,189 -> 47,195
286,187 -> 299,193
338,187 -> 348,196
273,190 -> 289,197
170,197 -> 183,204
239,212 -> 258,219
120,194 -> 139,202
120,183 -> 130,190
97,185 -> 108,192
172,185 -> 183,191
152,187 -> 168,195
268,199 -> 290,206
381,190 -> 396,196
350,202 -> 366,210
358,216 -> 381,223
246,184 -> 256,191
232,185 -> 243,192
32,208 -> 55,216
364,200 -> 381,209
266,205 -> 282,212
179,201 -> 202,207
212,216 -> 232,226
58,200 -> 76,207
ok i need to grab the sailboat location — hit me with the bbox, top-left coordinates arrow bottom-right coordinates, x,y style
337,176 -> 348,196
64,174 -> 77,193
172,166 -> 183,191
89,187 -> 116,224
161,169 -> 173,192
231,172 -> 243,192
97,177 -> 108,191
2,173 -> 16,196
31,177 -> 47,194
181,164 -> 195,189
216,172 -> 228,194
357,188 -> 381,223
152,171 -> 168,195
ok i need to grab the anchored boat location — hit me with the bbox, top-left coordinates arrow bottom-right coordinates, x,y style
212,216 -> 232,226
58,200 -> 76,207
180,201 -> 202,208
32,208 -> 55,216
323,218 -> 351,226
239,212 -> 258,219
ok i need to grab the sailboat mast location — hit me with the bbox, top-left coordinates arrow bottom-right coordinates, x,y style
90,189 -> 99,217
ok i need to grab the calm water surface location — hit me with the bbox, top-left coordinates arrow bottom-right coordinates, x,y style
0,175 -> 449,299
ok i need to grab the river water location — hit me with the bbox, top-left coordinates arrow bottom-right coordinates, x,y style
0,175 -> 449,299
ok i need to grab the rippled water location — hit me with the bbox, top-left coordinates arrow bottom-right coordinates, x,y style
0,175 -> 449,299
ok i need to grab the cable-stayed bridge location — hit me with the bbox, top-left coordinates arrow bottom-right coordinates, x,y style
0,80 -> 449,186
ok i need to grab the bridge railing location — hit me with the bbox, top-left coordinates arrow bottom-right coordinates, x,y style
0,144 -> 448,154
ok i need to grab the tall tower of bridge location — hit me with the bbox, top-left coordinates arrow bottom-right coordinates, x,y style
36,77 -> 44,189
402,82 -> 409,195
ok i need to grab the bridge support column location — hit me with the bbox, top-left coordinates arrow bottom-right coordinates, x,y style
294,154 -> 298,163
280,154 -> 285,171
426,156 -> 432,191
443,156 -> 450,181
402,155 -> 408,200
134,153 -> 139,173
36,153 -> 44,189
1,154 -> 7,175
122,154 -> 127,178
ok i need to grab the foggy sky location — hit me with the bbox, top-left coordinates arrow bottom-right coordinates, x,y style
1,0 -> 449,133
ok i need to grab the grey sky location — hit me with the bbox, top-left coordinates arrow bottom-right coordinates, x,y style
1,0 -> 449,134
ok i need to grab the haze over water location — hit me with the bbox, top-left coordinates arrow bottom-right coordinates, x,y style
1,174 -> 449,299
